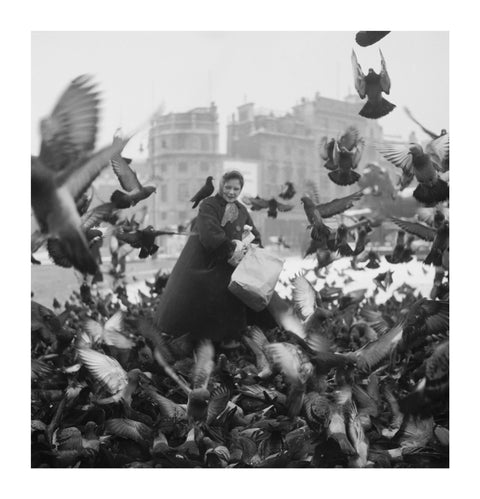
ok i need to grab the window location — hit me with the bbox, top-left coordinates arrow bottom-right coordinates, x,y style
161,139 -> 167,149
160,163 -> 168,174
179,161 -> 188,173
270,144 -> 277,158
299,148 -> 305,158
200,161 -> 210,172
177,183 -> 188,201
161,212 -> 167,220
285,144 -> 291,155
177,211 -> 187,221
160,184 -> 168,201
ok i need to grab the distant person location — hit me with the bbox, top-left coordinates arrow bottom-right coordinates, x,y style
154,170 -> 275,346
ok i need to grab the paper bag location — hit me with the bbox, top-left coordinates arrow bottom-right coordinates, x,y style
228,246 -> 284,311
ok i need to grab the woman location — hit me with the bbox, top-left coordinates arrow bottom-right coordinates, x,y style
154,171 -> 274,343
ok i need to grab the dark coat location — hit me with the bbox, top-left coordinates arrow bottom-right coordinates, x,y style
154,194 -> 264,342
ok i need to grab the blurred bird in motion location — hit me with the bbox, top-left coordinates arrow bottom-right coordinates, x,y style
31,75 -> 131,274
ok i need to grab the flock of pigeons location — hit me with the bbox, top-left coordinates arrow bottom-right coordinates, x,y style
31,31 -> 449,468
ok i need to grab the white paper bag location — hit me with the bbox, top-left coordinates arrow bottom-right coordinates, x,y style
228,246 -> 284,311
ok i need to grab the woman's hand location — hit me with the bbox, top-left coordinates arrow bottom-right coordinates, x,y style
227,239 -> 248,266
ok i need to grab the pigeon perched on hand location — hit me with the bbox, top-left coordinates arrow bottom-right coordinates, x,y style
351,49 -> 395,119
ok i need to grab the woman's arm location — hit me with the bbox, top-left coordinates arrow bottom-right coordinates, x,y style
196,199 -> 236,259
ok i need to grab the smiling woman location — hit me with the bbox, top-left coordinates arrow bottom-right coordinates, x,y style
154,170 -> 276,343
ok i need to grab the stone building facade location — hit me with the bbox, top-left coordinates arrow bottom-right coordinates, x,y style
147,103 -> 223,227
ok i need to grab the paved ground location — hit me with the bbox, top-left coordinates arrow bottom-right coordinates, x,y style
31,254 -> 178,307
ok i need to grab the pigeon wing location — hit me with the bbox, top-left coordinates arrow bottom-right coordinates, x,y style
104,418 -> 153,444
46,238 -> 72,268
379,49 -> 391,94
110,155 -> 142,192
390,218 -> 437,242
317,190 -> 364,218
339,126 -> 360,151
116,230 -> 143,247
192,339 -> 215,390
207,386 -> 230,424
277,201 -> 294,212
375,143 -> 412,172
427,133 -> 449,165
353,321 -> 405,373
77,348 -> 128,394
249,196 -> 270,210
61,137 -> 131,202
292,274 -> 316,320
351,50 -> 366,98
266,343 -> 301,385
80,203 -> 116,231
39,75 -> 100,173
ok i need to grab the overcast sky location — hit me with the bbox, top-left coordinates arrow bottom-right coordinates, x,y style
31,31 -> 448,159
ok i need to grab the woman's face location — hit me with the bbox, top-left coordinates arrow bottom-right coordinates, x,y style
221,178 -> 242,202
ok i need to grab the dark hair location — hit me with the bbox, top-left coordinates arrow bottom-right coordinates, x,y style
221,170 -> 244,188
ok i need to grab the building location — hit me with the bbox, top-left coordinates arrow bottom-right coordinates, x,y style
226,95 -> 386,249
148,103 -> 223,227
292,93 -> 384,198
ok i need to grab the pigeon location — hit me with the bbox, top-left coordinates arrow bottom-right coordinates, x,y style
242,196 -> 294,219
385,231 -> 407,264
322,127 -> 364,185
76,348 -> 145,405
399,341 -> 449,416
374,270 -> 394,292
110,132 -> 157,209
376,140 -> 449,204
46,202 -> 116,269
351,49 -> 395,119
278,181 -> 296,200
404,107 -> 448,141
355,31 -> 390,47
116,225 -> 182,259
391,217 -> 448,267
82,311 -> 134,350
301,196 -> 331,244
31,75 -> 131,275
319,137 -> 336,171
331,224 -> 354,257
190,176 -> 215,208
352,227 -> 369,256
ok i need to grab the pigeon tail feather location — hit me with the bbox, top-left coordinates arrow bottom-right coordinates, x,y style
359,98 -> 396,120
